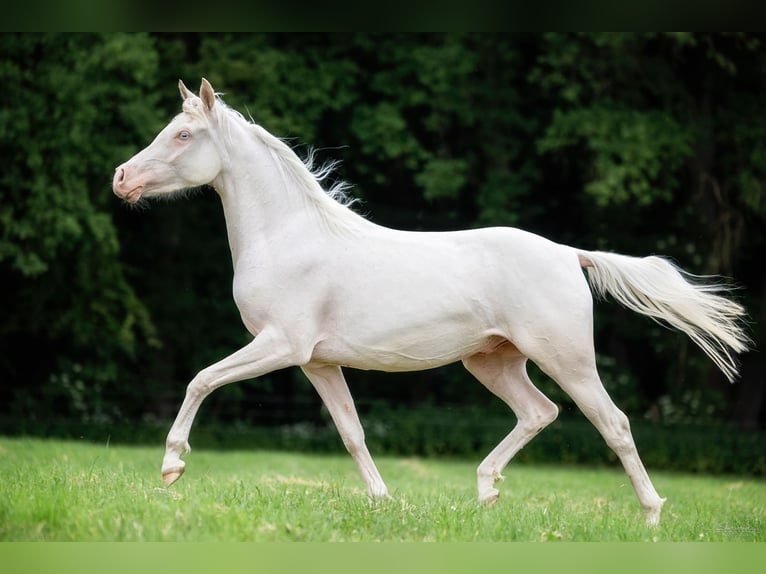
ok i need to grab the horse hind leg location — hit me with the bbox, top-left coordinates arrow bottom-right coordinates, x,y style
535,349 -> 666,526
463,343 -> 559,506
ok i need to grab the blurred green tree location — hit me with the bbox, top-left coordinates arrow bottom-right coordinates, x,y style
0,34 -> 160,424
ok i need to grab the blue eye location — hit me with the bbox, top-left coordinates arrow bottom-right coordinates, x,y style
178,130 -> 191,140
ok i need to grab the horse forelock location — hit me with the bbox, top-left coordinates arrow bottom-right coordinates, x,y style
182,97 -> 206,117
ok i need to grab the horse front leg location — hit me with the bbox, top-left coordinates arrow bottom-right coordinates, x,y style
162,329 -> 301,486
301,363 -> 390,501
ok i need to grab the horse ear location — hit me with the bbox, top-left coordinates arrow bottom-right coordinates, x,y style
178,79 -> 193,101
200,78 -> 216,112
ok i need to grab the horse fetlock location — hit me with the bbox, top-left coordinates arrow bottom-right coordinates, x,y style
477,466 -> 504,484
368,479 -> 390,499
165,435 -> 191,455
368,487 -> 392,505
477,466 -> 504,506
643,497 -> 666,528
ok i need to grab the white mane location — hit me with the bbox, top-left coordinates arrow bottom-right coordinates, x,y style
211,97 -> 365,232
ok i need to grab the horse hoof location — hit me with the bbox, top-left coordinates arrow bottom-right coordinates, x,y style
162,469 -> 184,487
479,489 -> 500,506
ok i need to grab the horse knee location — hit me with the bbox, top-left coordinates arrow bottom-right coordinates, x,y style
185,369 -> 216,400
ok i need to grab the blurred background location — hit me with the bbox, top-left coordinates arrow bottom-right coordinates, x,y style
1,33 -> 763,474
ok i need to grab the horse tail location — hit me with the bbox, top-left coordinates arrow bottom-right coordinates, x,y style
577,250 -> 750,383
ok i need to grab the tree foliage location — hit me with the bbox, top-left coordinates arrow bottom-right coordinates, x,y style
1,33 -> 764,434
0,34 -> 161,423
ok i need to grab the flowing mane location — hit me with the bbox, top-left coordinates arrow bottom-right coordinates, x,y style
211,96 -> 366,233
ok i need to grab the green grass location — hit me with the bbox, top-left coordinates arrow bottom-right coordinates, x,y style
0,437 -> 763,541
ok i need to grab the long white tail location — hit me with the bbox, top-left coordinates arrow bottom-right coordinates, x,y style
578,250 -> 750,382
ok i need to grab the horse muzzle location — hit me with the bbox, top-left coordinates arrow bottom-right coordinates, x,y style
113,166 -> 145,204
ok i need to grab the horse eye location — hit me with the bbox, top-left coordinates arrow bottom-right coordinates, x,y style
178,130 -> 191,140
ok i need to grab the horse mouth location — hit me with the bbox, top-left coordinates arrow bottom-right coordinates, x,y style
123,186 -> 145,204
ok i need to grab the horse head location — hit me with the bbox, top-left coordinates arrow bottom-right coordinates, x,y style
113,78 -> 222,203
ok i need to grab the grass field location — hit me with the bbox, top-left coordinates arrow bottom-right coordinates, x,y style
0,436 -> 763,542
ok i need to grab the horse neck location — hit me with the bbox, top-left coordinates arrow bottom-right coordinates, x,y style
210,128 -> 350,267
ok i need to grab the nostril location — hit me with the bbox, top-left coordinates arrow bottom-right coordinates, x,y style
113,166 -> 128,192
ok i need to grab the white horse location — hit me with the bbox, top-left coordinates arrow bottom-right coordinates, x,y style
113,79 -> 748,526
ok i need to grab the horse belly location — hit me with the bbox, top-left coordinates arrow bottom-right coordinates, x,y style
313,329 -> 504,372
312,285 -> 505,372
